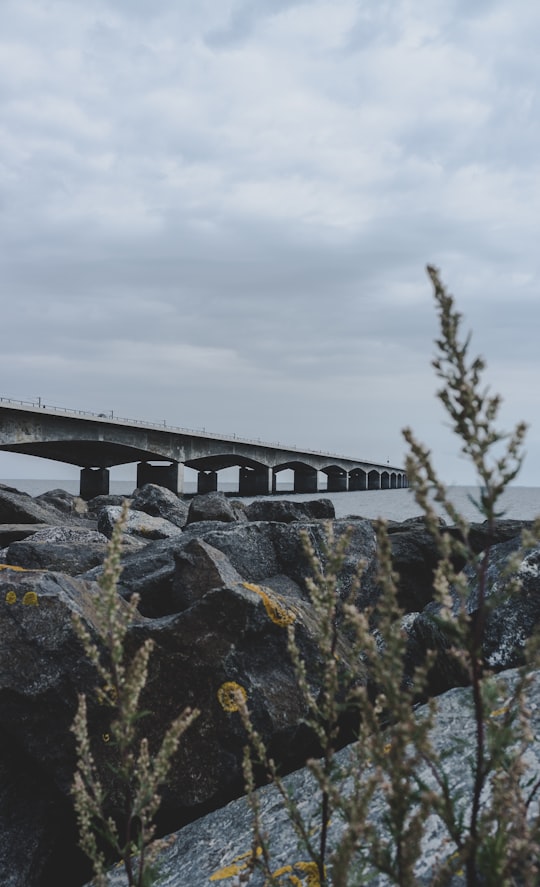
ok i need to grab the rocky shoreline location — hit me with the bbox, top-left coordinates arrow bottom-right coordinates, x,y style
0,481 -> 538,886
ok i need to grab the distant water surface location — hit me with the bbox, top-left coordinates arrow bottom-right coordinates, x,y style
2,480 -> 540,524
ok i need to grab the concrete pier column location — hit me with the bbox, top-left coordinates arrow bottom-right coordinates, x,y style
325,469 -> 347,492
238,466 -> 271,496
368,470 -> 380,490
349,469 -> 367,491
80,467 -> 110,500
294,466 -> 318,493
197,470 -> 218,493
137,462 -> 183,494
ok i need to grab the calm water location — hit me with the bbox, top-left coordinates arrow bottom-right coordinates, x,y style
2,479 -> 540,523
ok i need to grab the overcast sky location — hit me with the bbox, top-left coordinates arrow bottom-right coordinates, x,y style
1,0 -> 540,487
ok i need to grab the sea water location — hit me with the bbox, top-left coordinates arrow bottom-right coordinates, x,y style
2,479 -> 540,524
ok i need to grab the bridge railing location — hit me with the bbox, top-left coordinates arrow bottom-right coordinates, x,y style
0,395 -> 397,468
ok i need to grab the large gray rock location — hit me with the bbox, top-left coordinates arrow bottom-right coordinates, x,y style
245,498 -> 335,523
404,536 -> 540,695
81,517 -> 378,619
97,506 -> 184,543
186,491 -> 243,525
35,488 -> 88,518
95,667 -> 540,886
0,484 -> 80,525
130,484 -> 189,529
5,537 -> 109,575
0,523 -> 374,886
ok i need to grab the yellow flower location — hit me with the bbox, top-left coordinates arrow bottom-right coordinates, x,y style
217,681 -> 247,713
102,733 -> 111,743
5,590 -> 17,605
22,591 -> 39,607
242,582 -> 296,626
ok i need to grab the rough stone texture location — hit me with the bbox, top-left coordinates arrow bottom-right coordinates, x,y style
81,517 -> 378,618
85,494 -> 130,516
0,523 -> 58,547
245,498 -> 335,523
169,538 -> 246,612
185,491 -> 242,525
95,667 -> 540,887
35,488 -> 88,518
0,484 -> 80,525
130,484 -> 189,529
17,526 -> 107,545
453,519 -> 533,554
387,526 -> 442,613
0,527 -> 374,886
404,536 -> 540,695
181,518 -> 378,606
97,505 -> 184,542
3,491 -> 538,887
5,539 -> 109,575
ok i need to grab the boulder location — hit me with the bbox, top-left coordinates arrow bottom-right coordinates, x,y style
0,523 -> 59,547
5,531 -> 109,574
181,518 -> 378,603
35,488 -> 88,518
0,568 -> 138,887
97,506 -> 184,543
0,527 -> 374,886
95,667 -> 540,887
404,537 -> 540,695
85,494 -> 130,517
93,518 -> 378,618
169,538 -> 246,612
0,484 -> 79,525
185,492 -> 242,525
244,497 -> 335,523
387,526 -> 442,613
130,484 -> 189,528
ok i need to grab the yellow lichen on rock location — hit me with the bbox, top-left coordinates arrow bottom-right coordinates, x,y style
209,847 -> 261,881
217,681 -> 247,713
242,581 -> 296,626
22,591 -> 39,607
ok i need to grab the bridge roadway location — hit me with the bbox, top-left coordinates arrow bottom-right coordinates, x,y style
0,399 -> 408,499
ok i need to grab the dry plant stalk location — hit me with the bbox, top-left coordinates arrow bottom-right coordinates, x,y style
229,267 -> 540,887
71,502 -> 199,887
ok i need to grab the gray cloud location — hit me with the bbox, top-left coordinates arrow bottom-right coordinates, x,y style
1,0 -> 540,486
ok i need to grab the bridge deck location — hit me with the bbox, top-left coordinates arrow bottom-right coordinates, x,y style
0,398 -> 407,498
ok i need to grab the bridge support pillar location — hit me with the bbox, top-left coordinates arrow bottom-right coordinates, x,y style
238,466 -> 271,496
368,471 -> 381,490
137,462 -> 183,495
80,467 -> 110,500
294,467 -> 318,493
325,470 -> 348,492
349,469 -> 367,491
197,470 -> 218,493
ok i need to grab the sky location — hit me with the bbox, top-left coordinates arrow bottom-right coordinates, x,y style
1,0 -> 540,487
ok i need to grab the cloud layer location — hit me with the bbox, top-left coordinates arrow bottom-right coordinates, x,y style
1,0 -> 540,486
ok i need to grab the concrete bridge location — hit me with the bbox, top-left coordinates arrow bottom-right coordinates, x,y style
0,398 -> 408,499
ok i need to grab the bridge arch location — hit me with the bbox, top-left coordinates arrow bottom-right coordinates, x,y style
185,454 -> 271,495
273,461 -> 318,494
0,401 -> 408,498
321,464 -> 348,492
